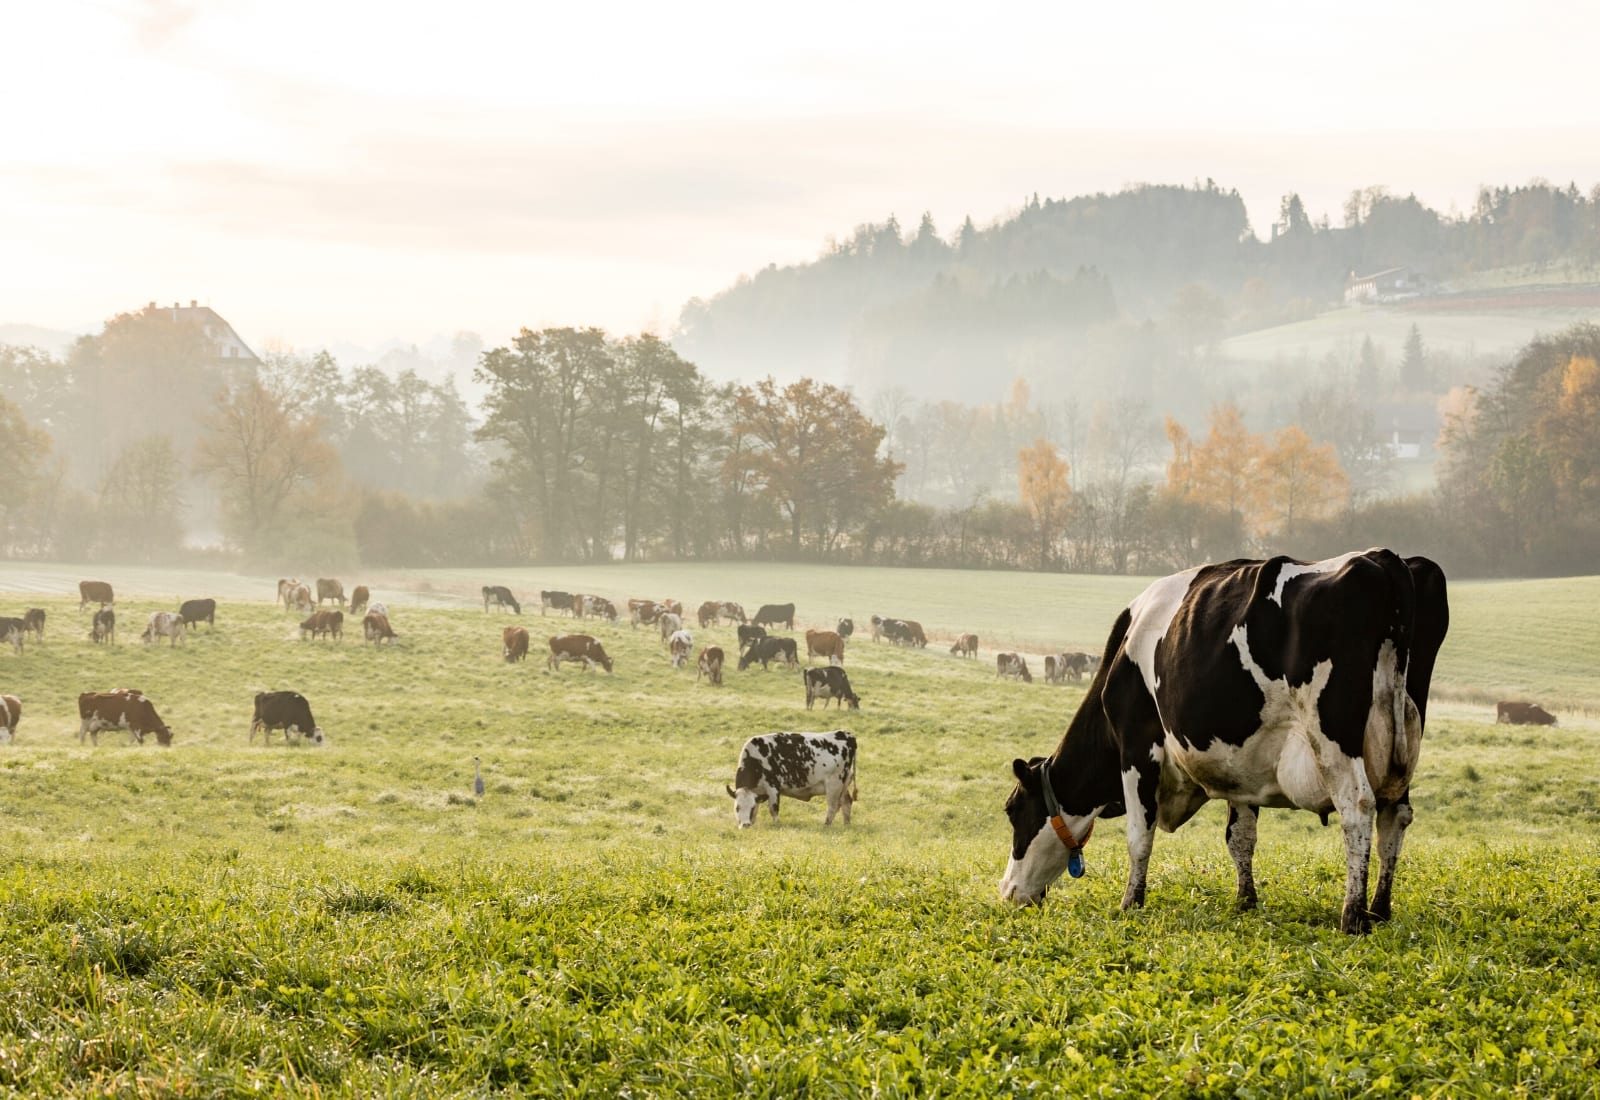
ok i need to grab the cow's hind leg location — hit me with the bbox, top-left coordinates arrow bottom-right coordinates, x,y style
1325,759 -> 1377,933
1226,803 -> 1260,911
1119,762 -> 1159,910
1369,793 -> 1413,923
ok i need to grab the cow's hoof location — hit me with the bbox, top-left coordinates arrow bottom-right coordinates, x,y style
1235,893 -> 1258,912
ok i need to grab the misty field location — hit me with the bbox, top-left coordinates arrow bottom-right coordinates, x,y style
1,567 -> 1598,1095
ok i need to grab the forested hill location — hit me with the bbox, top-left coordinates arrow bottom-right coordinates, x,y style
671,180 -> 1600,402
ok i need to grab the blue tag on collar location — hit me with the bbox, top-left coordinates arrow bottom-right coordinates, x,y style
1067,851 -> 1085,878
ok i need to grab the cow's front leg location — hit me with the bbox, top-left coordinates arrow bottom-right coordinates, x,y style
1226,803 -> 1259,910
1369,793 -> 1413,923
1119,761 -> 1159,910
768,793 -> 780,823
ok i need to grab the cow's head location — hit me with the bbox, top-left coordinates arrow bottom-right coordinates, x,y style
999,757 -> 1093,906
591,645 -> 614,673
307,725 -> 325,746
153,725 -> 173,747
726,784 -> 763,828
846,691 -> 861,710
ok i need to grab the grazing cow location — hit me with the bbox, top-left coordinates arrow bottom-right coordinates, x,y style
629,600 -> 662,628
697,645 -> 725,685
659,612 -> 684,644
316,578 -> 345,606
289,583 -> 314,613
23,608 -> 45,642
878,618 -> 912,645
951,633 -> 979,658
739,636 -> 799,671
541,591 -> 575,616
805,629 -> 845,665
898,619 -> 928,648
92,609 -> 115,645
547,634 -> 614,673
668,629 -> 694,668
0,618 -> 24,655
249,691 -> 324,745
178,598 -> 216,631
79,580 -> 114,611
349,586 -> 370,616
804,666 -> 860,710
1496,701 -> 1557,726
996,653 -> 1032,683
363,610 -> 397,645
837,618 -> 854,640
78,690 -> 172,746
737,624 -> 767,652
727,731 -> 858,828
484,585 -> 522,614
1059,652 -> 1090,682
141,611 -> 185,647
697,600 -> 720,628
299,609 -> 344,641
0,694 -> 19,743
999,550 -> 1449,935
585,596 -> 618,622
503,625 -> 530,663
719,601 -> 748,625
752,603 -> 795,630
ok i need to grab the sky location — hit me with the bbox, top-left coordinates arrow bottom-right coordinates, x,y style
5,0 -> 1600,355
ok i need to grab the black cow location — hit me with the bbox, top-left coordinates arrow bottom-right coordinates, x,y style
739,636 -> 799,670
803,666 -> 860,710
0,617 -> 24,655
752,603 -> 795,630
1000,550 -> 1449,934
22,608 -> 45,641
737,624 -> 768,652
178,598 -> 216,631
541,590 -> 574,616
92,608 -> 115,644
250,691 -> 325,745
837,618 -> 854,639
483,585 -> 521,614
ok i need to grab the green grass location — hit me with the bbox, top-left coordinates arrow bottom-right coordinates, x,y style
1,569 -> 1598,1095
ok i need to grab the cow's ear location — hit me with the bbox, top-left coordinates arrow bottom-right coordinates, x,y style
1012,758 -> 1032,787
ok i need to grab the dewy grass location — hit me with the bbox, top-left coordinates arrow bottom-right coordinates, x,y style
0,572 -> 1598,1095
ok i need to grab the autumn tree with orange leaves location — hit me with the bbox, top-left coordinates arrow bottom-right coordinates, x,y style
1259,425 -> 1349,537
1017,437 -> 1072,568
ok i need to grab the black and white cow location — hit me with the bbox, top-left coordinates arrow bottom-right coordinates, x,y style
0,617 -> 25,655
738,636 -> 798,671
726,731 -> 858,828
999,550 -> 1449,934
483,585 -> 521,614
250,691 -> 325,745
803,666 -> 860,710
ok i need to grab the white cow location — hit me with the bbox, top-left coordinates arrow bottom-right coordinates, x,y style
141,611 -> 185,647
668,629 -> 694,668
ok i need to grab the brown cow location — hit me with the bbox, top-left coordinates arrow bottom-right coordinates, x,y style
629,600 -> 662,628
1496,701 -> 1557,726
697,645 -> 725,685
316,578 -> 345,606
697,600 -> 720,628
79,580 -> 114,611
300,609 -> 344,641
0,694 -> 19,743
362,610 -> 397,645
77,690 -> 172,746
950,633 -> 979,658
349,585 -> 371,616
503,625 -> 530,663
547,634 -> 614,673
805,629 -> 846,665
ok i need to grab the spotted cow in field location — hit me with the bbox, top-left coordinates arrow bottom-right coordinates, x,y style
78,690 -> 172,746
484,586 -> 522,614
1043,652 -> 1089,685
950,633 -> 978,658
739,636 -> 798,671
996,653 -> 1032,683
658,612 -> 684,644
837,618 -> 854,640
0,694 -> 20,743
363,610 -> 397,645
250,691 -> 324,745
629,600 -> 662,628
79,580 -> 114,611
178,598 -> 216,631
726,731 -> 858,828
0,618 -> 25,655
141,611 -> 185,647
92,609 -> 116,645
999,550 -> 1449,935
547,634 -> 614,673
697,646 -> 725,685
1496,701 -> 1556,726
668,629 -> 694,669
803,666 -> 860,710
719,602 -> 748,626
504,626 -> 530,663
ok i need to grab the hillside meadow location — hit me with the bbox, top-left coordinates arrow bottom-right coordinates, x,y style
0,564 -> 1597,1096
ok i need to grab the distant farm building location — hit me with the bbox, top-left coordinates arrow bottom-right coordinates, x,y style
1344,267 -> 1424,305
142,300 -> 259,364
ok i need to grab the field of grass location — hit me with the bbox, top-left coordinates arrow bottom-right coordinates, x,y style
1,566 -> 1598,1094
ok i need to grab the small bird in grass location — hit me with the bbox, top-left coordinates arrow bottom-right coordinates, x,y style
474,756 -> 486,797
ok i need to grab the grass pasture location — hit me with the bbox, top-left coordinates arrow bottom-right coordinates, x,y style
0,567 -> 1598,1095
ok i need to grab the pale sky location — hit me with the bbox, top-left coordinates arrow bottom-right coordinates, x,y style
4,0 -> 1599,354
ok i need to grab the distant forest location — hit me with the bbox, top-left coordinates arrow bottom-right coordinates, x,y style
675,180 -> 1600,403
